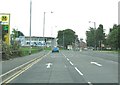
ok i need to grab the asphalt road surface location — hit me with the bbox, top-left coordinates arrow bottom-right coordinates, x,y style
3,50 -> 119,84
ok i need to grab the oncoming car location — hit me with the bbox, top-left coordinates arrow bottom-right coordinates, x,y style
52,47 -> 59,53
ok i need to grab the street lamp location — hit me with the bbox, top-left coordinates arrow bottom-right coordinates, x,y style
89,21 -> 96,29
43,11 -> 53,51
89,21 -> 96,50
29,0 -> 32,55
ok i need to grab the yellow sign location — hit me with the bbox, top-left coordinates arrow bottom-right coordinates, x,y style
4,33 -> 9,44
2,16 -> 8,21
0,13 -> 10,45
0,13 -> 10,24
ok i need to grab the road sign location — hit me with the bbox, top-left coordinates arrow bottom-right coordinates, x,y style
2,16 -> 8,21
0,13 -> 10,45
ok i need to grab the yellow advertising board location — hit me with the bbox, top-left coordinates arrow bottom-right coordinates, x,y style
0,13 -> 10,45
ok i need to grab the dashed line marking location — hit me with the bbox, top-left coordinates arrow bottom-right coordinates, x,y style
69,61 -> 74,66
74,67 -> 83,76
67,58 -> 69,61
88,82 -> 93,85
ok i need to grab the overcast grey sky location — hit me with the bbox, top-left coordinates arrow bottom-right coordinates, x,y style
0,0 -> 119,41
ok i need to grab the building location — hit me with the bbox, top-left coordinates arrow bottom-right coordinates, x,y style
17,36 -> 57,47
80,39 -> 87,50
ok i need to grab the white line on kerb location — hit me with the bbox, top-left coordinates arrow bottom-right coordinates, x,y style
74,67 -> 83,76
91,62 -> 102,67
69,61 -> 73,65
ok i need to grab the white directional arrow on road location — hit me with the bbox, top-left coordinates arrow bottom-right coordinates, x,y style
46,63 -> 53,68
91,62 -> 102,67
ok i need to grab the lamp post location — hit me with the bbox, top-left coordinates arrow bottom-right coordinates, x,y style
43,12 -> 45,51
43,11 -> 53,51
89,21 -> 96,50
29,0 -> 32,55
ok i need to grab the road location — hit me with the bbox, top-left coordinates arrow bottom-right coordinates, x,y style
2,50 -> 118,84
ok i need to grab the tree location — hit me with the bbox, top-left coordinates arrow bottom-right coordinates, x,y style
96,24 -> 105,48
57,29 -> 78,49
11,29 -> 24,40
86,24 -> 105,49
86,27 -> 95,47
118,25 -> 120,49
107,24 -> 119,50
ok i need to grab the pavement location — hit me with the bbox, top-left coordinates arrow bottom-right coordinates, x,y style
4,50 -> 118,84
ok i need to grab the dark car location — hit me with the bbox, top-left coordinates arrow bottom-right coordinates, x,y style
52,47 -> 59,53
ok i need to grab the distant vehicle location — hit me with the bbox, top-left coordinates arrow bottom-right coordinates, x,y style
67,45 -> 72,50
52,47 -> 59,53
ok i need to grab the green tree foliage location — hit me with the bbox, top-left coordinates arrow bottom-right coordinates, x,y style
107,24 -> 119,50
11,29 -> 24,40
118,25 -> 120,49
86,27 -> 95,47
86,24 -> 105,49
96,24 -> 105,47
57,29 -> 78,49
2,29 -> 23,60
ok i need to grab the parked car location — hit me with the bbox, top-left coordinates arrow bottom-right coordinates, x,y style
52,47 -> 59,53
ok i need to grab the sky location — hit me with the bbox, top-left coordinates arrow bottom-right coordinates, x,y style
0,0 -> 119,41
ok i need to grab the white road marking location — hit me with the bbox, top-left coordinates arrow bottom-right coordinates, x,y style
1,52 -> 51,84
91,62 -> 102,67
69,61 -> 74,66
88,82 -> 93,85
46,63 -> 52,68
67,58 -> 69,61
3,57 -> 42,84
74,67 -> 83,76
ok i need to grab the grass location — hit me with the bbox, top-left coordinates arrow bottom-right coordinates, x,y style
44,47 -> 52,50
95,50 -> 119,54
19,46 -> 43,56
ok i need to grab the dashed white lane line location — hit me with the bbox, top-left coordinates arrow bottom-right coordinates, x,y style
69,61 -> 74,66
67,58 -> 69,61
88,82 -> 93,85
74,67 -> 83,76
91,62 -> 102,67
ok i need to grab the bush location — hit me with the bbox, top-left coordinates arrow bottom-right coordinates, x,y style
2,42 -> 13,60
2,41 -> 21,60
